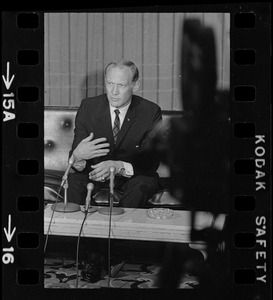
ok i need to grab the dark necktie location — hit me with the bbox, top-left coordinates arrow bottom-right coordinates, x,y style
113,109 -> 120,145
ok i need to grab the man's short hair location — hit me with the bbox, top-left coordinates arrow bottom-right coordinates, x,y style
105,59 -> 139,83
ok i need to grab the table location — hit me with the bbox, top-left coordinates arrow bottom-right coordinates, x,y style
44,205 -> 226,244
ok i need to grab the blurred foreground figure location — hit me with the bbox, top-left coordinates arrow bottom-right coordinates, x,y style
153,19 -> 230,297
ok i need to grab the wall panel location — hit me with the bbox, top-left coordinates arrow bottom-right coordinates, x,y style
69,13 -> 88,106
123,13 -> 144,98
158,13 -> 175,110
142,13 -> 159,104
87,13 -> 104,99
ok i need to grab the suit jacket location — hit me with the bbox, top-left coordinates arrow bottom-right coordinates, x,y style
70,94 -> 162,176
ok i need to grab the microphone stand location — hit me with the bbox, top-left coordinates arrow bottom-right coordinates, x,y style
98,167 -> 124,215
51,161 -> 80,212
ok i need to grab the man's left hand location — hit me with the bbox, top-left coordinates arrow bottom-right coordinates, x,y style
89,160 -> 123,182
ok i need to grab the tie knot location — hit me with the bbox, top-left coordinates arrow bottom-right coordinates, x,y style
114,109 -> 120,116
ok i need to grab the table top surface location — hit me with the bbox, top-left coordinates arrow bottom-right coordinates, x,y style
44,205 -> 226,244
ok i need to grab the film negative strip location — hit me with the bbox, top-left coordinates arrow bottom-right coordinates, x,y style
231,5 -> 271,299
1,5 -> 271,300
2,11 -> 44,294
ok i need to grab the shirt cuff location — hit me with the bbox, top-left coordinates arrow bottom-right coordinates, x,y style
73,159 -> 86,171
121,162 -> 134,177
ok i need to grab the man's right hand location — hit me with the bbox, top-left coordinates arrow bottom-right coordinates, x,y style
73,133 -> 110,161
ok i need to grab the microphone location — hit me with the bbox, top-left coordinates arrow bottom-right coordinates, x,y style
61,156 -> 75,187
109,166 -> 116,195
85,183 -> 94,212
98,165 -> 124,215
51,155 -> 80,213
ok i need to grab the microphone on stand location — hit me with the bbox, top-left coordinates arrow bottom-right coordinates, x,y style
85,183 -> 94,212
109,166 -> 115,196
98,166 -> 124,215
51,155 -> 80,213
60,156 -> 75,187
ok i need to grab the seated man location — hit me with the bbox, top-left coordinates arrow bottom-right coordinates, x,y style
67,59 -> 162,208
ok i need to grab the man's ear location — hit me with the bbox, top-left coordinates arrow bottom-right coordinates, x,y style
132,79 -> 140,93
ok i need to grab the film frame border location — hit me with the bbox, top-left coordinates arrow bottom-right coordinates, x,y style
1,4 -> 271,299
2,11 -> 44,296
230,4 -> 271,298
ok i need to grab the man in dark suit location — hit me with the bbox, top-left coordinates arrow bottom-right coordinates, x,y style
68,59 -> 162,208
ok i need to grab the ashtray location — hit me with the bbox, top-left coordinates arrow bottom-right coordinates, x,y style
147,208 -> 174,220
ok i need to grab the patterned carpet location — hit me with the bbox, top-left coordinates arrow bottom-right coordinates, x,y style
44,257 -> 199,289
44,236 -> 201,289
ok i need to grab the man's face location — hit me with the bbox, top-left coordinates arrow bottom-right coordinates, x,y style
105,66 -> 138,108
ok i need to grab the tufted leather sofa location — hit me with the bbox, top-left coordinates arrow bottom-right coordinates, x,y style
44,106 -> 182,207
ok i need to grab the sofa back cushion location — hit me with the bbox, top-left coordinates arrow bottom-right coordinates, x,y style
45,108 -> 77,172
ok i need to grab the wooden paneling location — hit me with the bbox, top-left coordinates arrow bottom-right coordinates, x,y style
158,13 -> 175,110
69,13 -> 88,105
103,13 -> 124,62
123,13 -> 144,98
45,12 -> 230,110
87,13 -> 104,98
142,13 -> 159,103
